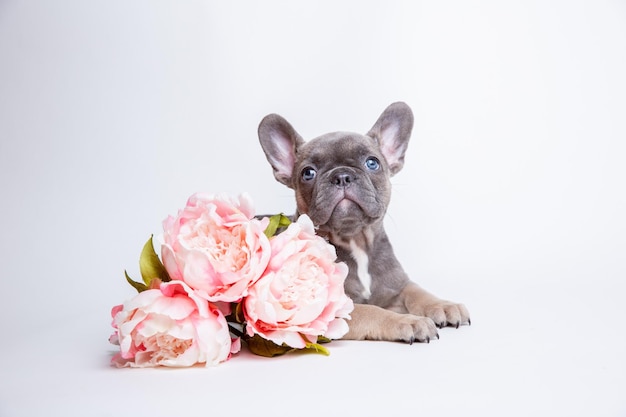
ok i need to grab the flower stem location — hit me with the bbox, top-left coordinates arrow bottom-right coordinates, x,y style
228,323 -> 246,339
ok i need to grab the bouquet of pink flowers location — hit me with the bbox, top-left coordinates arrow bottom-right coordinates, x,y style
109,193 -> 354,367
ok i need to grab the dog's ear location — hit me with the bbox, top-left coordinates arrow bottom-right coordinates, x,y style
258,114 -> 305,188
366,102 -> 414,176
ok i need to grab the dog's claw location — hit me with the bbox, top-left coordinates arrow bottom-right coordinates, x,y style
455,322 -> 460,329
436,333 -> 440,340
408,337 -> 414,345
468,318 -> 472,326
426,336 -> 430,344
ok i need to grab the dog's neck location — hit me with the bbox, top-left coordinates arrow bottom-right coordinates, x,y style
310,215 -> 383,252
316,220 -> 378,301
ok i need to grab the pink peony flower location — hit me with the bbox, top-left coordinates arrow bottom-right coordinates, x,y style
109,280 -> 238,367
243,215 -> 354,348
161,193 -> 271,302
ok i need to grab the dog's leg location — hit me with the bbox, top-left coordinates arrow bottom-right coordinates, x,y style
400,282 -> 471,329
342,303 -> 439,343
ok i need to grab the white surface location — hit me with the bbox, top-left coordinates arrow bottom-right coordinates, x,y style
1,1 -> 625,416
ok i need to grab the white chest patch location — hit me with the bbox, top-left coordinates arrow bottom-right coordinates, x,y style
349,240 -> 372,299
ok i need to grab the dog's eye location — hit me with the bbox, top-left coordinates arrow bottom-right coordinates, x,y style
365,157 -> 380,171
301,167 -> 317,181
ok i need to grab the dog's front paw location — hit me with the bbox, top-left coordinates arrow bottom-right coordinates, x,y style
423,301 -> 471,329
344,304 -> 440,343
384,313 -> 440,344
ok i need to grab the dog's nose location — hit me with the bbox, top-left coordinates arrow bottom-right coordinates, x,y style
332,172 -> 354,188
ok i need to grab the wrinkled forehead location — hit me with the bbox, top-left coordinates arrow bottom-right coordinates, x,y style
298,132 -> 380,166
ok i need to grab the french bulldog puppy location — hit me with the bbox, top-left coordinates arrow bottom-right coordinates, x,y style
258,102 -> 470,343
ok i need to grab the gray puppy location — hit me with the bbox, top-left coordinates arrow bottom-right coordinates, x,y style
258,102 -> 470,343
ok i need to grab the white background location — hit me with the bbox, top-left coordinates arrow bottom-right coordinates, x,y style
1,1 -> 625,416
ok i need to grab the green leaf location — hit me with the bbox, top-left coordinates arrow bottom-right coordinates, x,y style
139,235 -> 171,287
303,342 -> 330,356
263,214 -> 292,238
245,334 -> 295,357
244,333 -> 332,358
125,270 -> 149,293
278,214 -> 292,228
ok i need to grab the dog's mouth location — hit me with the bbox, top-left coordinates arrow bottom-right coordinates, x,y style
307,186 -> 385,236
333,195 -> 353,206
331,196 -> 362,217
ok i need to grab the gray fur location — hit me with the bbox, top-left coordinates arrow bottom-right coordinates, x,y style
258,102 -> 470,343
